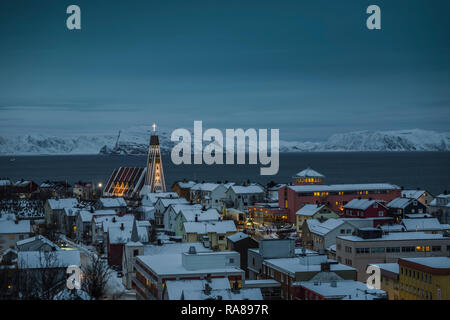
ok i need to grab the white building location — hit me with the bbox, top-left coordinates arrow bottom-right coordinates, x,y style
225,185 -> 265,211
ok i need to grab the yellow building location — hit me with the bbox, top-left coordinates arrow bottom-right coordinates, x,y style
376,263 -> 400,300
295,204 -> 339,234
181,220 -> 238,251
398,257 -> 450,300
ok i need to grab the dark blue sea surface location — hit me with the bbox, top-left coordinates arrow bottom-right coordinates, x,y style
0,152 -> 449,195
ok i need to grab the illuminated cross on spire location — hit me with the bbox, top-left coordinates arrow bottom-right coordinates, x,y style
152,123 -> 156,132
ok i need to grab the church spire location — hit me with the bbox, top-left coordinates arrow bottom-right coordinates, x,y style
145,123 -> 166,193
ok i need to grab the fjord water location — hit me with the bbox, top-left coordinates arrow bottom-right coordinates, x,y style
0,152 -> 449,194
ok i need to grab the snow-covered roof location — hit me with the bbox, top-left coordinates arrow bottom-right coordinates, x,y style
289,183 -> 400,193
183,220 -> 237,234
136,253 -> 242,276
108,224 -> 148,244
92,209 -> 118,217
377,224 -> 404,232
297,280 -> 386,300
14,180 -> 32,187
141,192 -> 179,206
401,190 -> 428,200
294,167 -> 325,178
16,235 -> 60,250
372,263 -> 399,275
227,232 -> 248,242
338,231 -> 446,242
166,277 -> 229,299
401,218 -> 445,231
264,256 -> 354,277
0,219 -> 31,234
79,210 -> 93,222
191,183 -> 220,192
180,208 -> 220,222
18,250 -> 81,269
405,213 -> 432,219
47,198 -> 78,210
296,204 -> 325,216
166,278 -> 262,300
306,218 -> 345,236
344,199 -> 381,210
176,181 -> 197,189
98,197 -> 127,208
399,257 -> 450,270
97,214 -> 135,232
387,197 -> 415,209
229,185 -> 264,195
171,203 -> 202,214
158,197 -> 189,208
143,242 -> 212,256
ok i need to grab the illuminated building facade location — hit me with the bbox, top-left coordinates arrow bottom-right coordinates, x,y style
279,181 -> 401,223
103,124 -> 166,198
145,124 -> 166,193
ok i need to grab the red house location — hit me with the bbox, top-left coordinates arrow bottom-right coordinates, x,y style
343,198 -> 388,218
279,182 -> 401,223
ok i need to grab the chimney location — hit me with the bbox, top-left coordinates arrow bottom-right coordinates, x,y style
195,214 -> 198,222
188,246 -> 197,255
120,223 -> 124,230
320,262 -> 330,272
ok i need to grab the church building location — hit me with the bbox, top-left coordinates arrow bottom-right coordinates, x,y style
103,124 -> 166,199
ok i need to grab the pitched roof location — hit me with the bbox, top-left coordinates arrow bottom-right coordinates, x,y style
227,232 -> 249,242
289,183 -> 400,193
98,197 -> 127,208
229,185 -> 264,194
296,204 -> 325,216
401,218 -> 445,231
103,167 -> 146,198
387,197 -> 414,209
294,167 -> 325,178
18,250 -> 80,269
16,235 -> 60,251
306,218 -> 345,236
191,183 -> 220,192
47,198 -> 78,210
108,224 -> 149,244
401,190 -> 429,200
0,219 -> 31,234
180,208 -> 220,222
344,198 -> 381,210
183,220 -> 237,234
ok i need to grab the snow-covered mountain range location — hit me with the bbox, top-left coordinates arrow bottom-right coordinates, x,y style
0,128 -> 448,155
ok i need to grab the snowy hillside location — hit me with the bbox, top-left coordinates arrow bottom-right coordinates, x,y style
0,128 -> 448,155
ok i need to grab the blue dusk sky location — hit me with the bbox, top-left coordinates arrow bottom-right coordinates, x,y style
0,0 -> 449,140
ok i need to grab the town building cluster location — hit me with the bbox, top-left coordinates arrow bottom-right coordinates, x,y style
1,128 -> 449,300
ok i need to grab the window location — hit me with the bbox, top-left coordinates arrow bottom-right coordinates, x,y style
370,247 -> 385,254
432,246 -> 441,252
374,203 -> 378,208
229,258 -> 234,264
133,249 -> 139,257
378,211 -> 384,217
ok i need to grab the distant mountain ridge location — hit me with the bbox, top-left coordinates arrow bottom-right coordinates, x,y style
0,128 -> 448,155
